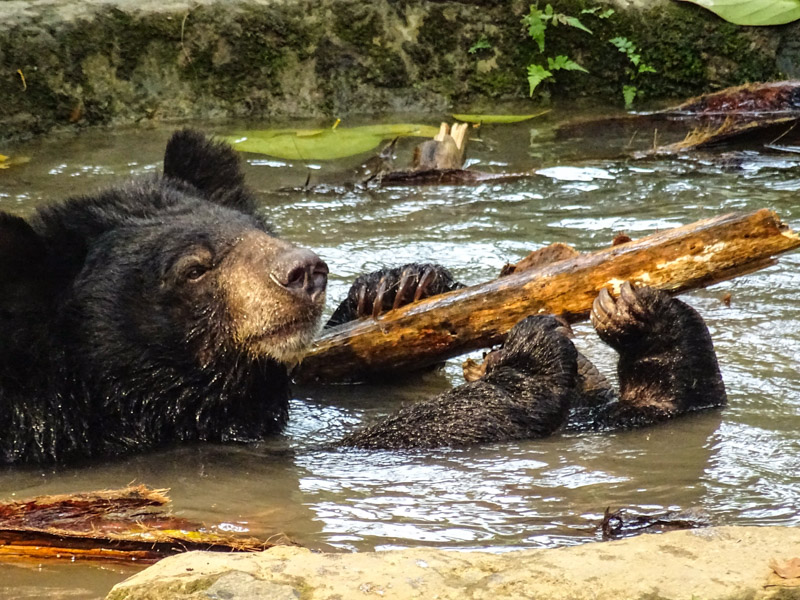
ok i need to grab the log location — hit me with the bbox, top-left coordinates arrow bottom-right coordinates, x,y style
0,486 -> 287,564
297,209 -> 799,382
637,116 -> 800,157
555,81 -> 800,155
379,168 -> 533,186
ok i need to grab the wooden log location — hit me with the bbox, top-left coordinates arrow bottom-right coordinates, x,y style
379,168 -> 533,186
0,486 -> 286,564
297,209 -> 799,382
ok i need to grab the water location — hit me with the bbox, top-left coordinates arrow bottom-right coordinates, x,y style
1,108 -> 799,598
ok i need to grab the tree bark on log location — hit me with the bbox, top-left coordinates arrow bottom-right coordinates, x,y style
297,209 -> 799,383
0,486 -> 284,564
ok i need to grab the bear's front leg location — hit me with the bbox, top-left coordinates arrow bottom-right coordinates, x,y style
326,263 -> 463,328
590,282 -> 727,429
340,315 -> 579,449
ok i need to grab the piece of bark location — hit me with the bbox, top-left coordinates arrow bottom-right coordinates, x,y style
0,486 -> 286,564
601,507 -> 710,540
664,81 -> 800,117
297,209 -> 800,382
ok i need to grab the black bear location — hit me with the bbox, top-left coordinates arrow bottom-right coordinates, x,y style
0,131 -> 333,463
0,131 -> 460,464
0,130 -> 726,464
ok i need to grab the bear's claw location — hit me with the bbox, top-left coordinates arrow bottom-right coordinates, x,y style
590,281 -> 674,351
591,281 -> 655,338
591,287 -> 618,332
347,264 -> 458,321
326,264 -> 463,328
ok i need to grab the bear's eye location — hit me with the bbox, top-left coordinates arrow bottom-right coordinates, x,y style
171,249 -> 214,284
183,263 -> 211,282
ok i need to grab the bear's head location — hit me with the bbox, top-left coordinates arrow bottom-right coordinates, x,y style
62,185 -> 328,371
0,130 -> 328,459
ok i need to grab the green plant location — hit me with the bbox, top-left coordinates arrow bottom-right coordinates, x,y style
521,4 -> 592,96
468,36 -> 492,54
580,6 -> 616,19
609,36 -> 657,108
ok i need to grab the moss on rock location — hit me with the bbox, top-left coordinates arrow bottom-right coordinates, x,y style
0,0 -> 795,141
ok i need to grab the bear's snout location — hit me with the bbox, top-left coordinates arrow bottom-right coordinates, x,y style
270,247 -> 328,303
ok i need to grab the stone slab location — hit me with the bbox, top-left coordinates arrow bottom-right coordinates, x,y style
107,526 -> 800,600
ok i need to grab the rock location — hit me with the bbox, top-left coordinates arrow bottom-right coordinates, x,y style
204,572 -> 299,600
0,0 -> 793,141
107,526 -> 800,600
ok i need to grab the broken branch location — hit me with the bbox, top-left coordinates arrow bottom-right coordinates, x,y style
298,209 -> 799,382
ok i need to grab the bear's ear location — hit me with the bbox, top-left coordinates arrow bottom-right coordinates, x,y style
0,212 -> 46,281
163,129 -> 257,214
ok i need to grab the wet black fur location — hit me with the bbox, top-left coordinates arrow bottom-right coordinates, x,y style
0,131 -> 288,464
342,316 -> 579,449
343,286 -> 727,449
567,287 -> 727,431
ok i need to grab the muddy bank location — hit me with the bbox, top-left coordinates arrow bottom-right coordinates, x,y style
1,0 -> 798,141
107,526 -> 800,600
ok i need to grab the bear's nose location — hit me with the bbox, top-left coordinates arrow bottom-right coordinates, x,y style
272,248 -> 328,301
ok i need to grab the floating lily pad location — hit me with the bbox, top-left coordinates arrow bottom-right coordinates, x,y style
451,111 -> 550,124
678,0 -> 800,25
222,124 -> 439,161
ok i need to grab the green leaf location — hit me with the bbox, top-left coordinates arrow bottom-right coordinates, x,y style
677,0 -> 800,25
522,7 -> 547,52
527,64 -> 553,95
451,111 -> 550,124
609,37 -> 634,53
547,55 -> 589,73
556,14 -> 593,33
581,7 -> 615,18
469,37 -> 492,54
638,64 -> 657,74
622,85 -> 638,108
222,124 -> 439,161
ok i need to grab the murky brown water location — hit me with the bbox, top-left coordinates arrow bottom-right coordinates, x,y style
1,107 -> 799,599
